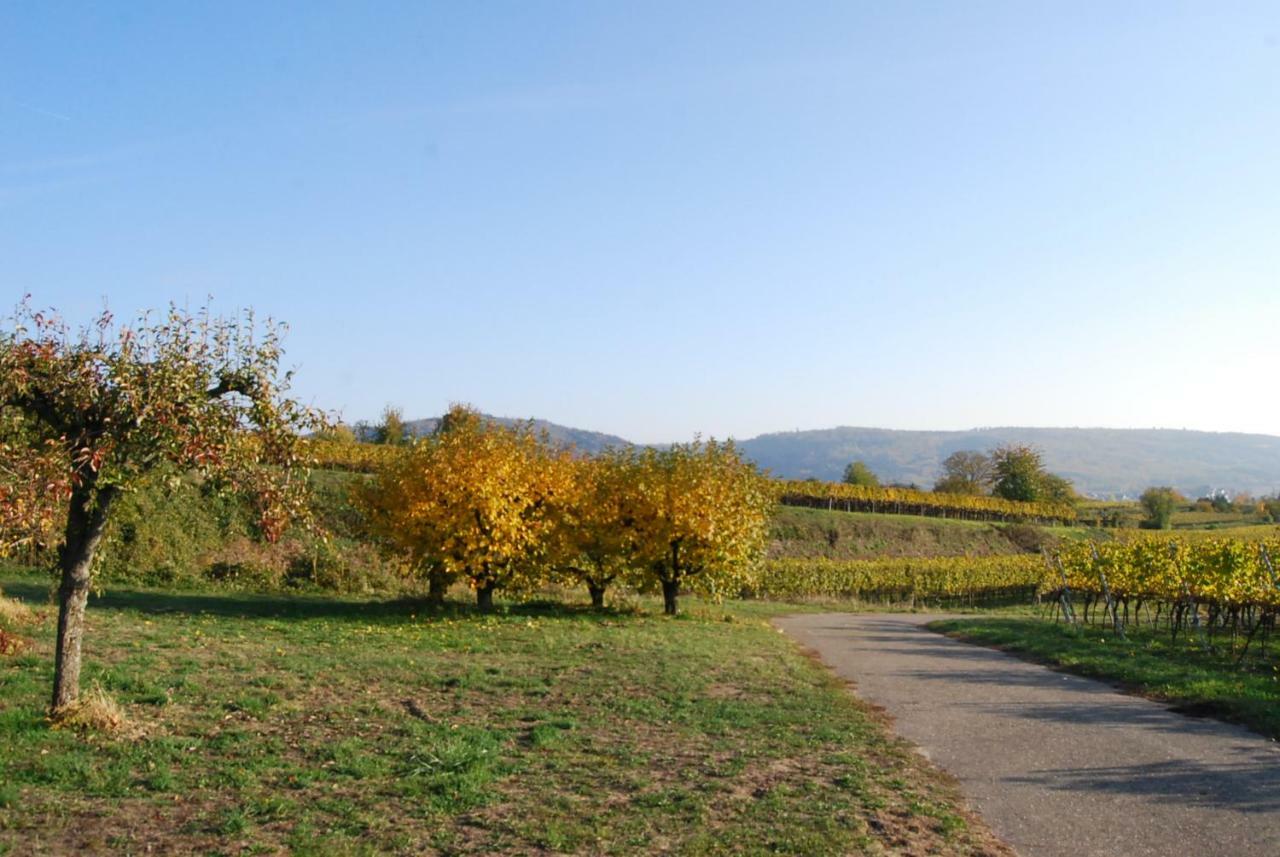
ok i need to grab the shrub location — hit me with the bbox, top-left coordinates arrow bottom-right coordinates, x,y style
1139,487 -> 1182,530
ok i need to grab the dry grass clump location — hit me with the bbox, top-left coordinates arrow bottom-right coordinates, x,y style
0,588 -> 36,628
51,684 -> 131,736
0,627 -> 30,655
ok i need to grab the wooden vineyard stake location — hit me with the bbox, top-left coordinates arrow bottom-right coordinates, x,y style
1167,544 -> 1203,652
1043,549 -> 1076,626
1091,544 -> 1125,639
1170,542 -> 1208,652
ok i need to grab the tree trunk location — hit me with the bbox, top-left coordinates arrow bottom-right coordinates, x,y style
52,485 -> 116,713
662,578 -> 679,616
587,582 -> 606,609
476,582 -> 495,612
426,571 -> 448,605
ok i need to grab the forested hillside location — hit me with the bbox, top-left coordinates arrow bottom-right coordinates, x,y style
738,426 -> 1280,498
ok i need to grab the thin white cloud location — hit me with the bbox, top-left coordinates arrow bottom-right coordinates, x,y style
3,95 -> 73,123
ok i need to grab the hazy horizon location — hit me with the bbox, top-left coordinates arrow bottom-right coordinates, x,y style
358,409 -> 1280,446
6,3 -> 1279,442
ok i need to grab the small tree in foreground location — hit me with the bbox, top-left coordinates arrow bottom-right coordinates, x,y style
362,405 -> 571,610
0,301 -> 315,713
631,441 -> 770,616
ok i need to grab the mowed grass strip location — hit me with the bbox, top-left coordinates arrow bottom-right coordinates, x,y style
0,573 -> 1006,856
931,616 -> 1280,740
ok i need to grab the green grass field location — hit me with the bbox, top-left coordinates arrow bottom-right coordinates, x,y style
930,616 -> 1280,740
0,571 -> 1005,856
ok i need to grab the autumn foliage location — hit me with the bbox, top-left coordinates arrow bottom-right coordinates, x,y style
363,406 -> 574,609
361,407 -> 770,614
624,441 -> 772,614
0,430 -> 68,561
0,300 -> 316,712
550,448 -> 650,608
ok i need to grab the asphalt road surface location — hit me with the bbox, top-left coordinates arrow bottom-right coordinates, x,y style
774,613 -> 1280,857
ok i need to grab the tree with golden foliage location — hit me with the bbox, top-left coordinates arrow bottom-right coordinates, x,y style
1,300 -> 315,713
550,448 -> 648,608
362,405 -> 572,610
629,440 -> 771,615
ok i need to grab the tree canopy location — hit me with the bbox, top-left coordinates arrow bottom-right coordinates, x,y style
990,444 -> 1075,505
373,405 -> 408,446
933,450 -> 993,495
842,460 -> 880,487
629,440 -> 771,615
362,405 -> 573,609
1139,486 -> 1183,529
0,300 -> 315,712
549,448 -> 648,608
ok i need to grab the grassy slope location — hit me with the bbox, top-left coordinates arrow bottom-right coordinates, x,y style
0,572 -> 1006,856
768,504 -> 1092,560
930,617 -> 1280,740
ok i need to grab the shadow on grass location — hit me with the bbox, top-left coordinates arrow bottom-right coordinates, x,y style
0,577 -> 639,624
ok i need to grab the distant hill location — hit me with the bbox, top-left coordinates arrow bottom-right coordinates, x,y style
360,414 -> 630,455
737,427 -> 1280,499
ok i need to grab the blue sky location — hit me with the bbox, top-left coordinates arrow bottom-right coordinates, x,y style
4,2 -> 1279,442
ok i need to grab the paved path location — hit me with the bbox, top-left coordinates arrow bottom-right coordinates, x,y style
774,613 -> 1280,857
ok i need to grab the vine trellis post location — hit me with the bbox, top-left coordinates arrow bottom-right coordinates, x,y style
1091,543 -> 1125,639
1262,546 -> 1279,658
1043,548 -> 1076,626
1170,542 -> 1208,652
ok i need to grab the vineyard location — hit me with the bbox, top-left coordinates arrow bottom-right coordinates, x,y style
748,535 -> 1280,620
1044,538 -> 1280,654
753,555 -> 1041,604
776,480 -> 1077,525
305,438 -> 404,472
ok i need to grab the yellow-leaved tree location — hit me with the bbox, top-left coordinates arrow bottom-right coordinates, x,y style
550,448 -> 648,608
362,405 -> 571,609
630,440 -> 771,615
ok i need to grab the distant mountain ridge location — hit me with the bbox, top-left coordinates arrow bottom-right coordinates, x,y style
736,426 -> 1280,499
375,416 -> 1280,498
